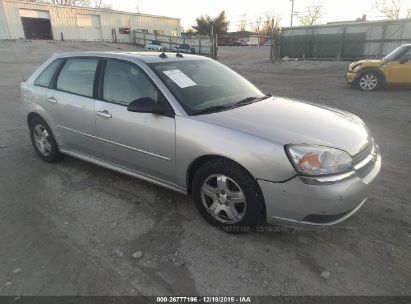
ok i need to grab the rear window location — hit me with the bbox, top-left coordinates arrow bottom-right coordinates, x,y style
56,58 -> 98,98
34,59 -> 63,88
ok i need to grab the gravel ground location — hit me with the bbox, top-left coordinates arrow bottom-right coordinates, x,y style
0,41 -> 410,296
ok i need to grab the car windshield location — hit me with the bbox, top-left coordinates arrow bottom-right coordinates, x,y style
148,59 -> 266,115
383,45 -> 406,61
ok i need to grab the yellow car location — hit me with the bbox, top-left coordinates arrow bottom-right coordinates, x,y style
346,44 -> 411,91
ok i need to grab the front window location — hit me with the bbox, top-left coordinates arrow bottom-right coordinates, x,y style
103,60 -> 159,106
148,60 -> 266,115
383,46 -> 408,61
400,48 -> 411,61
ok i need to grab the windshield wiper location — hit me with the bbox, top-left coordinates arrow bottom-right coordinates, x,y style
233,95 -> 271,107
191,95 -> 272,116
191,105 -> 234,116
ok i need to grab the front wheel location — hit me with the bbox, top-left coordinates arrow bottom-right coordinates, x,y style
192,159 -> 264,233
358,72 -> 380,91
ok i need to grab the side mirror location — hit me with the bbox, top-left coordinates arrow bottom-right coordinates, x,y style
127,97 -> 165,114
399,58 -> 409,64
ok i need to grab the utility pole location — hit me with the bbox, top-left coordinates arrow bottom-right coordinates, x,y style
290,0 -> 295,27
211,22 -> 215,58
269,18 -> 274,61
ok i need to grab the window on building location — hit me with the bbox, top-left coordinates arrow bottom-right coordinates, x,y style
57,58 -> 99,98
34,59 -> 63,88
153,30 -> 165,35
138,29 -> 148,33
119,27 -> 130,34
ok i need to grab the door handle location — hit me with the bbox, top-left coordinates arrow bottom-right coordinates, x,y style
47,97 -> 57,104
97,110 -> 112,119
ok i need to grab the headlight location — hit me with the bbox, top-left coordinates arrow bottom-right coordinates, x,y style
352,64 -> 362,72
285,145 -> 353,176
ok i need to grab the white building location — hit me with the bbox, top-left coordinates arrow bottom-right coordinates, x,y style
0,0 -> 181,43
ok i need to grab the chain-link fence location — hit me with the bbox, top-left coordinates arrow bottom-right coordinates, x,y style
134,31 -> 214,56
274,18 -> 411,60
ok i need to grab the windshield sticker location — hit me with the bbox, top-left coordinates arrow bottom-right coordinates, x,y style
163,69 -> 197,88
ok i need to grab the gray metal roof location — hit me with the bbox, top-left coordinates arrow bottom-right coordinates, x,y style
52,52 -> 211,63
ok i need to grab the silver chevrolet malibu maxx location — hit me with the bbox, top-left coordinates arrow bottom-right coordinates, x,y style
20,52 -> 381,232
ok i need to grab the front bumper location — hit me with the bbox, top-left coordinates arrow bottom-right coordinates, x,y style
346,71 -> 358,83
259,146 -> 381,226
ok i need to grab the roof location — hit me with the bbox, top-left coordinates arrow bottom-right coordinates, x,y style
2,0 -> 180,21
51,51 -> 210,63
282,17 -> 411,30
224,31 -> 255,37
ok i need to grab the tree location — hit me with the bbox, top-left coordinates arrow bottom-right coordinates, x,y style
298,3 -> 323,26
375,0 -> 403,19
252,16 -> 263,34
193,11 -> 229,37
43,0 -> 89,5
91,0 -> 112,9
258,11 -> 281,37
375,0 -> 402,19
237,14 -> 248,32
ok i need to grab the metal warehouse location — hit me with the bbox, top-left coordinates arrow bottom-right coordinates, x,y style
0,0 -> 181,42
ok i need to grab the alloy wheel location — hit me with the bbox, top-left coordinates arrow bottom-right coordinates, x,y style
201,174 -> 247,224
359,73 -> 378,91
33,124 -> 52,156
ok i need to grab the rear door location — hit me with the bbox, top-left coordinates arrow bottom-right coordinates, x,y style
45,57 -> 104,159
385,47 -> 411,84
94,59 -> 176,183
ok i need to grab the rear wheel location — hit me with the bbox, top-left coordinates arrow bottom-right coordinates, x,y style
358,72 -> 380,91
29,116 -> 63,162
192,158 -> 264,233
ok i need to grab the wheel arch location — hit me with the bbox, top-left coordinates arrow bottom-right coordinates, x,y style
356,67 -> 386,85
186,155 -> 265,207
187,154 -> 267,221
27,112 -> 43,126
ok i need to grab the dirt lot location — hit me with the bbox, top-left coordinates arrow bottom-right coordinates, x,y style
0,41 -> 410,296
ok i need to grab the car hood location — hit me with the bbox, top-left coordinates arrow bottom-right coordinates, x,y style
192,97 -> 371,156
349,59 -> 384,69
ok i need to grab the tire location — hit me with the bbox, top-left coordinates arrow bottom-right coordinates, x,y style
29,116 -> 63,162
192,158 -> 265,233
358,71 -> 381,91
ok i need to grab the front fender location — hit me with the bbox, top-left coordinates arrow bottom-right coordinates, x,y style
175,116 -> 296,187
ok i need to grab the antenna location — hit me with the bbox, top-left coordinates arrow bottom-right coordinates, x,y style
9,41 -> 26,82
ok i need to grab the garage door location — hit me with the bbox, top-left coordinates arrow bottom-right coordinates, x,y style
77,14 -> 102,41
19,9 -> 52,40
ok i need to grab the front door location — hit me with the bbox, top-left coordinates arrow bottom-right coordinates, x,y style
385,47 -> 411,84
95,59 -> 176,183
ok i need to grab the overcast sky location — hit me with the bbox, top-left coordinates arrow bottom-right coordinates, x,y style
106,0 -> 411,30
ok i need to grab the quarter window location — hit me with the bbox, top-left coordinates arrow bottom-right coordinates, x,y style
103,60 -> 159,106
56,58 -> 98,98
34,59 -> 63,88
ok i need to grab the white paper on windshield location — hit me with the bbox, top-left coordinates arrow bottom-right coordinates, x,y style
163,69 -> 197,88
